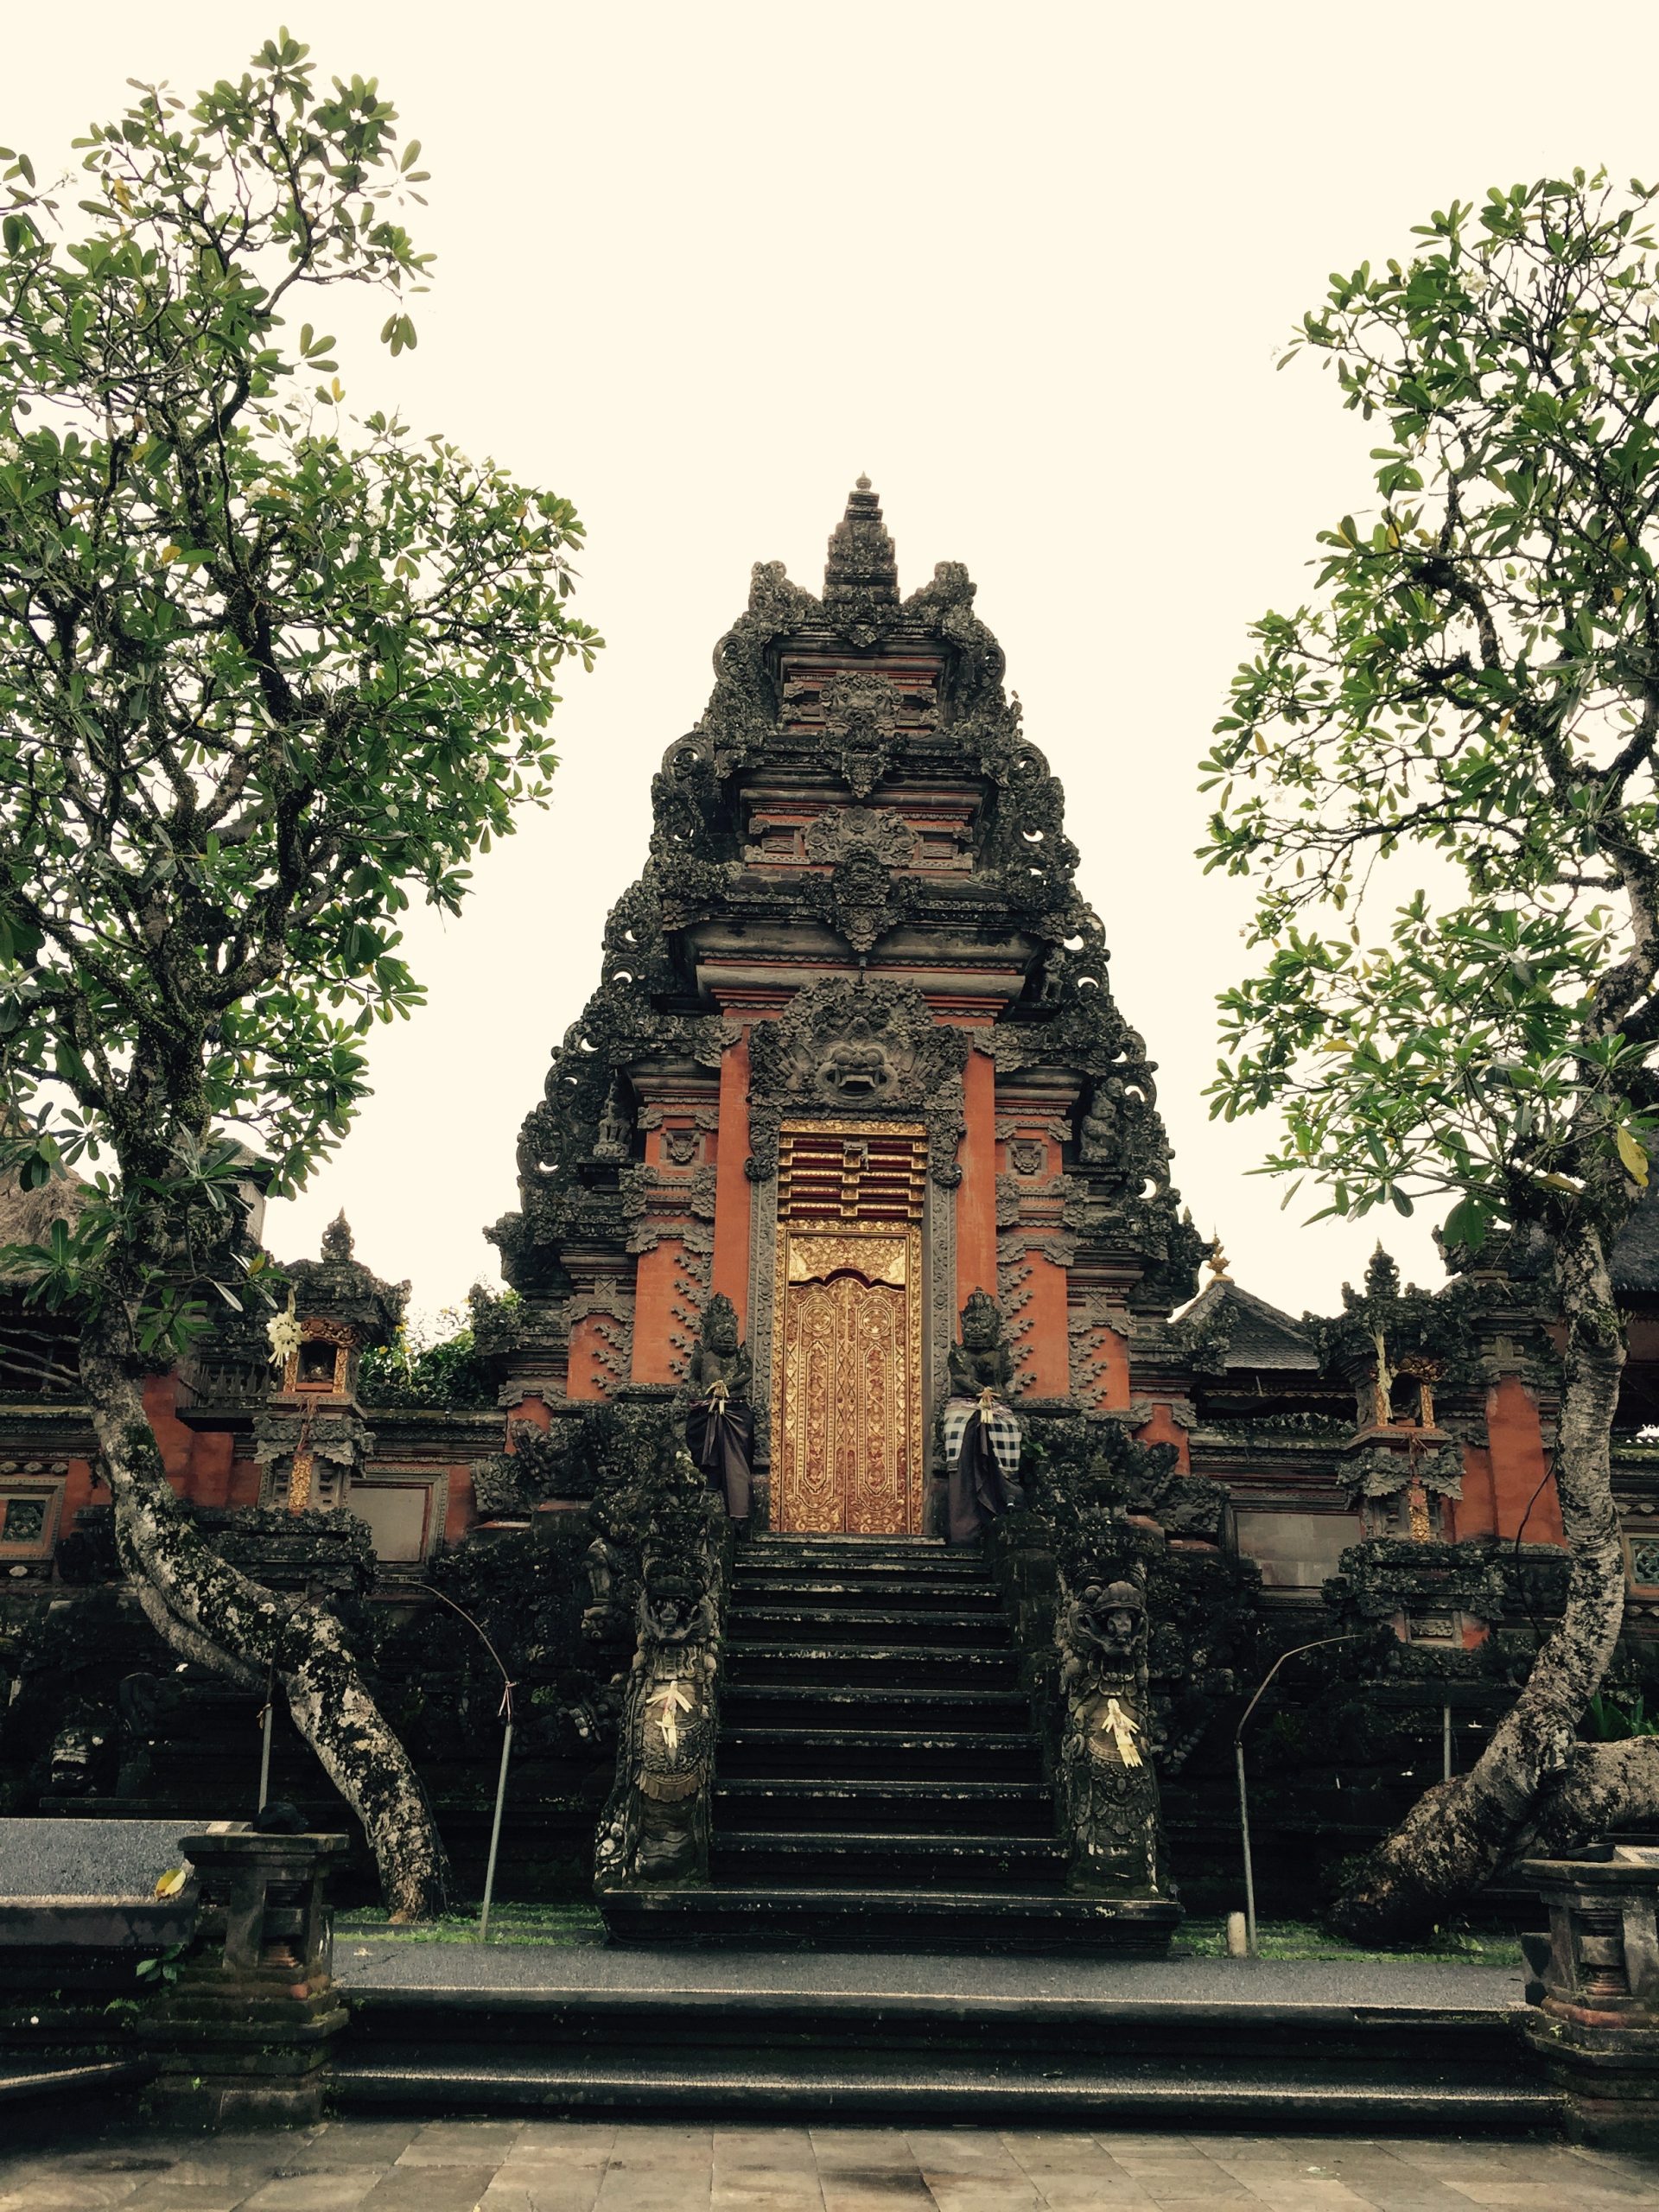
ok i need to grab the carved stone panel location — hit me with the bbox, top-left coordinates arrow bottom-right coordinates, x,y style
747,979 -> 968,1188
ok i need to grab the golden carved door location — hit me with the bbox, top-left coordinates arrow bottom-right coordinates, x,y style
772,1124 -> 925,1536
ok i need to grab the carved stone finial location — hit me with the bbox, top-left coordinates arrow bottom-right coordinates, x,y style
1207,1232 -> 1230,1281
321,1211 -> 353,1264
1364,1243 -> 1401,1303
823,480 -> 899,610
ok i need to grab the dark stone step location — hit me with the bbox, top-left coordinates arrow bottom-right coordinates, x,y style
334,2044 -> 1555,2130
710,1828 -> 1069,1886
0,2056 -> 153,2107
747,1538 -> 965,1560
729,1645 -> 1026,1672
730,1575 -> 1001,1611
595,1880 -> 1182,1956
339,1968 -> 1553,2126
737,1545 -> 988,1569
728,1606 -> 1012,1648
714,1778 -> 1056,1836
725,1645 -> 1020,1689
721,1683 -> 1033,1731
719,1726 -> 1044,1782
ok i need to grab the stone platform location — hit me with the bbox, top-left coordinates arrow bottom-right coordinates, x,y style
332,1938 -> 1557,2132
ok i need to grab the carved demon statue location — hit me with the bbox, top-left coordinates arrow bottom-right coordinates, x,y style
1057,1576 -> 1170,1897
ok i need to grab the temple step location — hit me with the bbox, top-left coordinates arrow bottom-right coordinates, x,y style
337,1961 -> 1550,2126
710,1828 -> 1070,1886
720,1726 -> 1043,1781
714,1777 -> 1055,1835
589,1883 -> 1184,1955
730,1574 -> 1002,1612
720,1683 -> 1033,1735
727,1605 -> 1014,1647
722,1643 -> 1021,1688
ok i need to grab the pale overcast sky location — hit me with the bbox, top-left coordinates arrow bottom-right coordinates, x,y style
15,2 -> 1659,1327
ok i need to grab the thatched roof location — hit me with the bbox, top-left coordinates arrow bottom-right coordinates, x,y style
1614,1182 -> 1659,1298
0,1165 -> 88,1278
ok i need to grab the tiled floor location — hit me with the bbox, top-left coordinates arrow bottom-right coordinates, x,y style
4,2120 -> 1659,2212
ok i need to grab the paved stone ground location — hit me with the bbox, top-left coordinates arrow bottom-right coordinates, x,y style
5,2118 -> 1659,2211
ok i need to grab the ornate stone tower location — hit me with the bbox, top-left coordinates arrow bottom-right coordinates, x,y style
489,482 -> 1206,1533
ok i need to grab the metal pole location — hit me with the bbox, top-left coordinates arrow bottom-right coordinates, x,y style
1443,1700 -> 1453,1783
256,1677 -> 274,1815
408,1581 -> 516,1945
1232,1634 -> 1367,1959
1235,1738 -> 1257,1956
478,1719 -> 514,1947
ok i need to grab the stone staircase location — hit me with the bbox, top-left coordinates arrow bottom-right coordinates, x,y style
596,1534 -> 1179,1952
353,1536 -> 1552,2127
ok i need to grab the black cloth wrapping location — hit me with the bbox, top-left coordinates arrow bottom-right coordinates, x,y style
686,1398 -> 753,1522
946,1402 -> 1024,1547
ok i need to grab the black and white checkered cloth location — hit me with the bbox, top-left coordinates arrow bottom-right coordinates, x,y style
942,1396 -> 1023,1476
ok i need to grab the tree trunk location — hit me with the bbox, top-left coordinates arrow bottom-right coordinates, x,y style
79,1304 -> 449,1922
1331,1217 -> 1628,1944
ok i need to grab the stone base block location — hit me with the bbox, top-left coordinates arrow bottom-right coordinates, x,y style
1522,2008 -> 1659,2149
140,1986 -> 347,2130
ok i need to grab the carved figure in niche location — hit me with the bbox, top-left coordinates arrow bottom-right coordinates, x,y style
1058,1578 -> 1169,1897
592,1084 -> 632,1164
684,1293 -> 754,1522
944,1289 -> 1023,1546
1079,1077 -> 1125,1166
1034,944 -> 1069,1007
582,1534 -> 627,1637
816,1014 -> 894,1101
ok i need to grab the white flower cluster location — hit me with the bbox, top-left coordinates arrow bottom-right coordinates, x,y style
266,1296 -> 302,1370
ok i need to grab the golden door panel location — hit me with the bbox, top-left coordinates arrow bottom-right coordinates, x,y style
778,1269 -> 916,1535
772,1122 -> 926,1538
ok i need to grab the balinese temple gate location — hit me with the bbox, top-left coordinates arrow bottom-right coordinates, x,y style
487,479 -> 1205,1523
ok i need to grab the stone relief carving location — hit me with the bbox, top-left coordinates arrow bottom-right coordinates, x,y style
804,806 -> 918,868
745,978 -> 968,1190
820,670 -> 904,797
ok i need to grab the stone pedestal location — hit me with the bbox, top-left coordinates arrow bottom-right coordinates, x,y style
1521,1847 -> 1659,2148
141,1827 -> 349,2127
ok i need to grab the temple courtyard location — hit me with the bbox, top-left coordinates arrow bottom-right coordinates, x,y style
4,2118 -> 1659,2212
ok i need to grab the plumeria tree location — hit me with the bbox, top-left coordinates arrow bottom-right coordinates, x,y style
0,33 -> 600,1915
1205,170 -> 1659,1940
